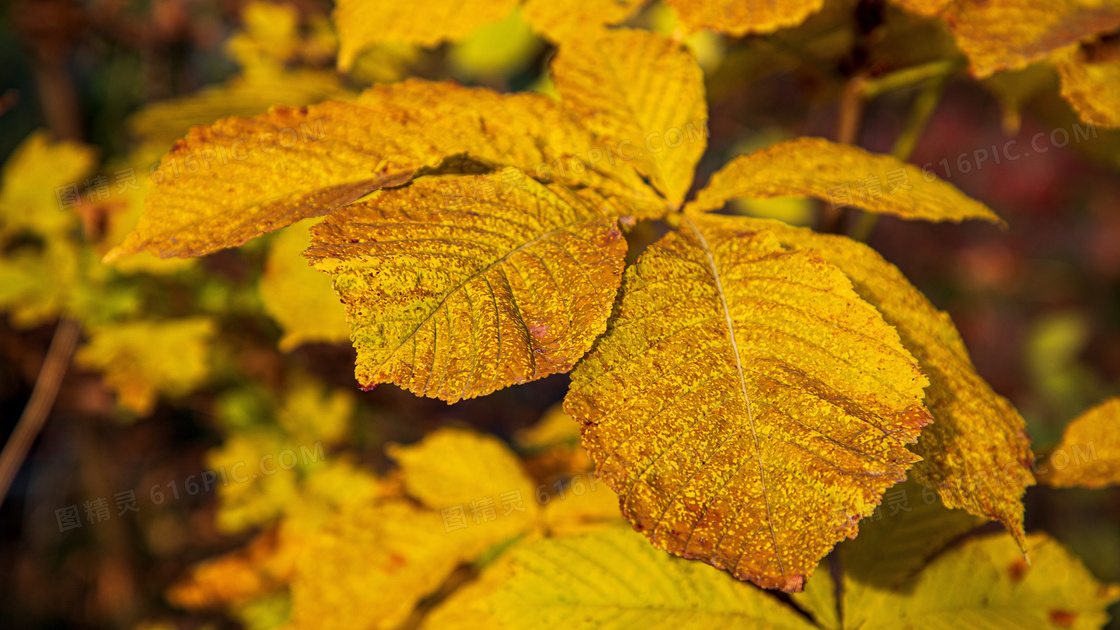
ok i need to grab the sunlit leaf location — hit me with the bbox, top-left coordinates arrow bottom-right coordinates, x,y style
1037,398 -> 1120,488
76,318 -> 214,416
1055,38 -> 1120,129
565,212 -> 931,591
667,0 -> 825,36
552,28 -> 707,206
738,218 -> 1034,546
522,0 -> 647,42
305,173 -> 636,401
484,527 -> 818,628
333,0 -> 519,70
259,220 -> 351,352
686,137 -> 1004,224
843,532 -> 1120,629
944,0 -> 1120,78
108,80 -> 658,260
0,130 -> 96,239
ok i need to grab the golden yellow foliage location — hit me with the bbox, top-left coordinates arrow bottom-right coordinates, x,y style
76,318 -> 214,415
843,532 -> 1120,629
566,212 -> 931,591
109,80 -> 659,261
522,0 -> 647,42
686,137 -> 1004,224
551,28 -> 707,206
0,131 -> 96,239
259,220 -> 351,351
1055,38 -> 1120,129
667,0 -> 825,36
943,0 -> 1120,78
1038,398 -> 1120,488
737,218 -> 1034,545
333,0 -> 519,70
304,173 -> 635,401
387,428 -> 539,522
482,527 -> 819,629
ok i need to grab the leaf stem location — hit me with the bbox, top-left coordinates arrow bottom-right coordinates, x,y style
851,72 -> 949,242
0,318 -> 81,507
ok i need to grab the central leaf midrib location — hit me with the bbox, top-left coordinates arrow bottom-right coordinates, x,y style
682,214 -> 786,580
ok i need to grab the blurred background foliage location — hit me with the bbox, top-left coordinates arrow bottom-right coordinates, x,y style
0,0 -> 1118,627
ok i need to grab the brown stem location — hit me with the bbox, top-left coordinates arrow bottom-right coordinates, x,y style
0,318 -> 81,507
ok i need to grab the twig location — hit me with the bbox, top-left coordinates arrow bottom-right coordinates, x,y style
0,318 -> 81,507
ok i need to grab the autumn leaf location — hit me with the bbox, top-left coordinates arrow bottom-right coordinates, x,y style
734,217 -> 1034,546
565,212 -> 932,591
108,80 -> 658,261
522,0 -> 647,42
790,562 -> 840,630
387,427 -> 539,522
259,219 -> 351,351
1055,37 -> 1120,129
685,137 -> 1004,224
1036,398 -> 1120,488
943,0 -> 1120,78
304,172 -> 637,402
288,500 -> 490,630
333,0 -> 519,70
76,318 -> 214,416
289,429 -> 540,629
484,527 -> 818,629
551,28 -> 707,206
842,532 -> 1120,629
839,480 -> 985,588
667,0 -> 825,36
0,130 -> 96,239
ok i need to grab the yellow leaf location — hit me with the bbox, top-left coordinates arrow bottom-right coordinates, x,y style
259,220 -> 351,352
485,527 -> 818,628
275,375 -> 355,446
388,428 -> 538,522
843,532 -> 1120,629
686,137 -> 1004,225
0,130 -> 96,239
1037,398 -> 1120,488
76,318 -> 214,416
287,500 -> 499,630
943,0 -> 1120,78
1055,38 -> 1120,129
790,562 -> 840,630
840,480 -> 985,588
108,80 -> 657,260
565,212 -> 931,591
551,28 -> 707,206
305,173 -> 633,401
539,480 -> 622,537
666,0 -> 825,36
0,241 -> 82,328
738,218 -> 1034,546
333,0 -> 519,70
522,0 -> 647,42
